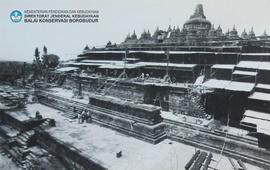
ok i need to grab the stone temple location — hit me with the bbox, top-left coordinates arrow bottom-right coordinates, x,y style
1,3 -> 270,170
118,4 -> 269,50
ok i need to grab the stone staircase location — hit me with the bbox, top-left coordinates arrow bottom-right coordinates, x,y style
39,118 -> 55,129
232,66 -> 257,83
248,84 -> 270,113
38,97 -> 81,119
255,83 -> 270,94
1,130 -> 37,169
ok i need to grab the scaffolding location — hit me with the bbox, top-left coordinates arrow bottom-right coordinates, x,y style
95,48 -> 129,95
162,49 -> 172,83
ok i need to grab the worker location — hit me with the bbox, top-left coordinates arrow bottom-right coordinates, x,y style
35,111 -> 42,119
141,73 -> 145,79
86,110 -> 92,123
145,73 -> 150,79
78,112 -> 82,124
73,106 -> 77,115
81,109 -> 87,123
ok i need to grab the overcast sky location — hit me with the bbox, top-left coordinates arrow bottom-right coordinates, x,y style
1,0 -> 270,62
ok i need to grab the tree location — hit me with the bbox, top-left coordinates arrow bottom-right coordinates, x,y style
34,48 -> 42,67
32,47 -> 60,82
34,48 -> 40,58
42,54 -> 60,68
33,48 -> 43,79
40,46 -> 60,68
43,46 -> 48,55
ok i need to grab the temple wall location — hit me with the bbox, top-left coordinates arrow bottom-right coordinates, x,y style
258,134 -> 270,149
240,55 -> 270,62
62,76 -> 101,94
81,78 -> 100,93
258,70 -> 270,84
62,75 -> 211,118
79,52 -> 239,65
78,53 -> 124,61
63,76 -> 145,103
89,94 -> 162,124
248,99 -> 270,113
104,83 -> 145,103
168,91 -> 186,114
168,90 -> 206,117
90,109 -> 166,143
62,76 -> 76,89
205,90 -> 249,126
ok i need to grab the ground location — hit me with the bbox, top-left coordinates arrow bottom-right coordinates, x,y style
20,103 -> 261,170
0,154 -> 19,170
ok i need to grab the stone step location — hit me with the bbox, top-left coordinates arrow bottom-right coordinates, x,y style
46,93 -> 88,106
13,146 -> 27,158
44,94 -> 88,108
41,94 -> 88,110
21,163 -> 30,170
17,135 -> 28,142
44,119 -> 50,123
24,130 -> 35,137
255,83 -> 270,93
25,155 -> 33,161
40,94 -> 88,119
21,159 -> 32,169
28,152 -> 37,160
41,119 -> 50,125
42,102 -> 60,109
15,137 -> 27,146
21,145 -> 28,150
8,148 -> 22,160
20,133 -> 29,138
62,112 -> 77,119
40,99 -> 66,111
3,148 -> 12,158
25,160 -> 32,167
41,99 -> 77,119
42,122 -> 49,126
62,111 -> 78,117
25,154 -> 33,161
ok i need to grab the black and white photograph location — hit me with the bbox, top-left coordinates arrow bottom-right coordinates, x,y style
0,0 -> 270,169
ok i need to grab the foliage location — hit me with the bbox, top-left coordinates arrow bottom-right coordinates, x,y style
0,61 -> 31,84
42,54 -> 60,68
43,45 -> 48,55
32,46 -> 60,81
33,46 -> 60,70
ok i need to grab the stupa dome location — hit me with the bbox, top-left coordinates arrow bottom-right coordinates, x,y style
184,4 -> 211,26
